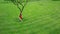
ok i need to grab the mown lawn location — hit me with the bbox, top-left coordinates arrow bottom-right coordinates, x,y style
0,1 -> 60,34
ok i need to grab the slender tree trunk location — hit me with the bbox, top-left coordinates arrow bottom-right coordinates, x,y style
19,11 -> 22,21
17,0 -> 28,21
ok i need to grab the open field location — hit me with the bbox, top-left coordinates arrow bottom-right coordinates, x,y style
0,0 -> 60,34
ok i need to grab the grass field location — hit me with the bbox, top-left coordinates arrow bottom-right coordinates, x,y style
0,0 -> 60,34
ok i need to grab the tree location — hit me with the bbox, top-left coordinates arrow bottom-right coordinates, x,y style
4,0 -> 28,21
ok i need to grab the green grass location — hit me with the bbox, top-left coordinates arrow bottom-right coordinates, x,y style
0,1 -> 60,34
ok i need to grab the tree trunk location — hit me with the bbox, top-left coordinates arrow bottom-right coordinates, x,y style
19,11 -> 22,21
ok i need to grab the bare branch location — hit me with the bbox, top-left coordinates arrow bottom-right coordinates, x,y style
21,0 -> 28,11
18,2 -> 24,6
17,3 -> 22,11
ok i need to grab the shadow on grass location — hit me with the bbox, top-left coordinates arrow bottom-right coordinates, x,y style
13,17 -> 29,23
4,0 -> 40,1
2,0 -> 40,3
14,18 -> 21,22
49,28 -> 60,34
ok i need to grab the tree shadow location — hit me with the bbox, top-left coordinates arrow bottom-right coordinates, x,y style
13,17 -> 29,23
13,17 -> 21,22
0,0 -> 41,4
4,0 -> 40,2
49,28 -> 60,34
